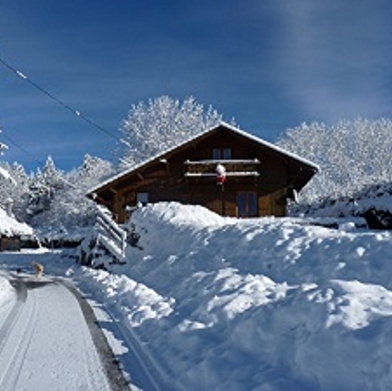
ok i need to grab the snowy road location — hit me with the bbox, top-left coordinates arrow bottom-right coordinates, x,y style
0,274 -> 129,391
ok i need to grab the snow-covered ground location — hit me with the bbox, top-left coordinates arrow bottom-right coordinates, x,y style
2,202 -> 392,390
0,271 -> 115,391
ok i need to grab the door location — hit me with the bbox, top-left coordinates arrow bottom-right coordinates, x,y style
236,192 -> 258,217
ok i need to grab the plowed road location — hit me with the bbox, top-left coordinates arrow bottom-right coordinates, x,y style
0,274 -> 129,391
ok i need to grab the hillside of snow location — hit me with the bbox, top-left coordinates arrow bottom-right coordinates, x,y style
70,202 -> 392,391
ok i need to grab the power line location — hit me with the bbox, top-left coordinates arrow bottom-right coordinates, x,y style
1,132 -> 46,168
0,55 -> 121,142
1,131 -> 79,189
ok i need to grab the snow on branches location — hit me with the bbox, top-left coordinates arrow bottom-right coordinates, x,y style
117,96 -> 233,168
277,118 -> 392,202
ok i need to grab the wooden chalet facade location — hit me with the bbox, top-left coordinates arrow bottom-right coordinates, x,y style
88,123 -> 318,223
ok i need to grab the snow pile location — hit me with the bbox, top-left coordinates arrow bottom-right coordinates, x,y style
79,269 -> 174,328
323,280 -> 392,329
0,206 -> 33,237
0,274 -> 17,326
0,275 -> 14,304
98,202 -> 392,391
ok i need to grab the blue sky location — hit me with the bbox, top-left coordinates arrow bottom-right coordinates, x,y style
1,1 -> 392,172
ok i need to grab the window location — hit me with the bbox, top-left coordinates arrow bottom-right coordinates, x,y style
213,148 -> 221,159
136,192 -> 149,205
223,148 -> 231,159
237,192 -> 258,217
212,148 -> 232,160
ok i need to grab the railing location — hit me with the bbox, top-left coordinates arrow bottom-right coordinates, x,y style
184,159 -> 261,178
95,205 -> 127,261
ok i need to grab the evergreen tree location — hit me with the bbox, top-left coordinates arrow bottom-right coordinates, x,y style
42,155 -> 64,191
28,154 -> 114,240
68,154 -> 113,191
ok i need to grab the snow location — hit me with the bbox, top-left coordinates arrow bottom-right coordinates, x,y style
0,274 -> 15,313
0,271 -> 112,390
2,202 -> 392,390
0,206 -> 33,237
0,166 -> 16,185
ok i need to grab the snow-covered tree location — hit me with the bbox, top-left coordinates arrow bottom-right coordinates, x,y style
277,118 -> 392,201
0,131 -> 21,216
68,154 -> 113,191
117,96 -> 233,168
0,130 -> 13,184
42,155 -> 64,191
28,154 -> 114,241
0,162 -> 31,219
26,168 -> 50,217
26,156 -> 65,218
0,130 -> 8,156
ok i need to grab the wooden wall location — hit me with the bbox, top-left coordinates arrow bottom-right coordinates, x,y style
101,128 -> 297,222
0,236 -> 21,251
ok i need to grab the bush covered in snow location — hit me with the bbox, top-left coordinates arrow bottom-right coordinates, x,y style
290,181 -> 392,229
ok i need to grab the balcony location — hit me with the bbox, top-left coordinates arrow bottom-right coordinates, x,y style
184,159 -> 260,178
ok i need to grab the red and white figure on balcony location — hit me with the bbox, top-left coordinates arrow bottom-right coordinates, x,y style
215,164 -> 226,186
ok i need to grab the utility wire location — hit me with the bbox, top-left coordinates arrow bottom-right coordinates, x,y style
1,132 -> 46,168
0,56 -> 121,142
0,55 -> 126,189
1,131 -> 79,189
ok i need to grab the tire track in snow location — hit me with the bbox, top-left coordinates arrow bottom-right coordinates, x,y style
0,278 -> 27,356
0,276 -> 126,391
0,280 -> 40,390
61,280 -> 131,391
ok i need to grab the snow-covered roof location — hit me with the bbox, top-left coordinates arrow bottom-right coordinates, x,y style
0,207 -> 33,237
88,122 -> 319,194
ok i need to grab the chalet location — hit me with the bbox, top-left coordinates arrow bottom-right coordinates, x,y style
88,122 -> 319,222
0,206 -> 34,251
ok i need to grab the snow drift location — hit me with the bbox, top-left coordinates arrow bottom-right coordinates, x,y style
84,202 -> 392,391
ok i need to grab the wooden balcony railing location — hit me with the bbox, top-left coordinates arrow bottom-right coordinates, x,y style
184,159 -> 260,178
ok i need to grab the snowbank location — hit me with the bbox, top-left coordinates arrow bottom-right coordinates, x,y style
0,275 -> 14,302
0,274 -> 17,324
88,201 -> 392,391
